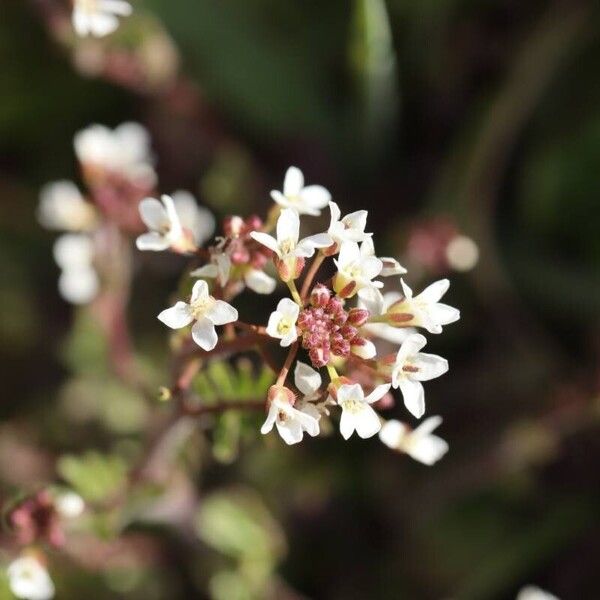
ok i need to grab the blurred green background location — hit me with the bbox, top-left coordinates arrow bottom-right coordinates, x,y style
1,0 -> 599,599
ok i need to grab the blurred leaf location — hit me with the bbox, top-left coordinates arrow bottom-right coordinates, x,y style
145,0 -> 336,140
57,451 -> 127,504
212,412 -> 242,464
196,488 -> 286,566
349,0 -> 400,160
62,311 -> 109,377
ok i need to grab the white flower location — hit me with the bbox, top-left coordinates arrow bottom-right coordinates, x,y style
250,208 -> 332,280
243,269 -> 277,294
333,241 -> 383,298
327,201 -> 370,245
391,278 -> 460,334
260,387 -> 319,445
360,237 -> 406,277
266,298 -> 300,347
336,383 -> 390,440
190,250 -> 232,287
390,333 -> 448,418
379,416 -> 449,465
294,361 -> 328,419
157,280 -> 238,351
37,181 -> 96,231
54,491 -> 85,519
7,556 -> 55,600
358,288 -> 415,345
136,193 -> 213,252
53,234 -> 99,305
74,122 -> 156,185
270,166 -> 331,216
72,0 -> 132,38
516,586 -> 560,600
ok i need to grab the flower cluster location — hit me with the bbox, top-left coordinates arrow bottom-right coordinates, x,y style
150,165 -> 459,461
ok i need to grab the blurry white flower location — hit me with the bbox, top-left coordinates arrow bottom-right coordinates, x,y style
379,416 -> 448,465
53,233 -> 99,305
327,201 -> 370,245
360,237 -> 406,277
157,279 -> 238,351
388,278 -> 460,334
170,190 -> 215,247
261,386 -> 319,445
336,383 -> 390,440
243,269 -> 276,294
54,491 -> 85,519
359,288 -> 415,345
7,555 -> 55,600
390,333 -> 448,419
445,234 -> 479,272
74,122 -> 156,185
516,586 -> 559,600
72,0 -> 132,38
37,181 -> 96,231
250,208 -> 332,281
333,241 -> 383,298
270,166 -> 331,216
266,298 -> 300,347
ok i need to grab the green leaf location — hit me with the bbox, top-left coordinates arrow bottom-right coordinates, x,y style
57,451 -> 127,504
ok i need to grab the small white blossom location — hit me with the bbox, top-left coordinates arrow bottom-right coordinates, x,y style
261,387 -> 319,445
379,416 -> 448,465
74,122 -> 156,185
270,166 -> 331,216
157,280 -> 238,351
54,491 -> 85,519
136,193 -> 213,252
327,201 -> 370,245
336,383 -> 390,440
359,288 -> 415,345
393,278 -> 460,334
190,250 -> 232,287
72,0 -> 132,38
266,298 -> 300,347
250,208 -> 332,279
360,237 -> 406,277
53,233 -> 99,305
333,241 -> 383,298
7,556 -> 55,600
391,333 -> 448,418
37,181 -> 96,231
516,586 -> 560,600
243,268 -> 277,294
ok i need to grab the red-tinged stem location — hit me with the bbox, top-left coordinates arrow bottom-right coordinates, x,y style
300,251 -> 326,301
276,341 -> 299,386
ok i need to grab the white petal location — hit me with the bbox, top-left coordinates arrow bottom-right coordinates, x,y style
365,383 -> 391,404
280,328 -> 299,347
58,267 -> 99,304
205,300 -> 238,325
283,166 -> 304,196
354,405 -> 382,439
277,297 -> 300,319
245,269 -> 276,294
260,405 -> 277,434
190,279 -> 209,303
191,317 -> 218,351
299,185 -> 331,209
276,419 -> 304,445
336,383 -> 364,405
380,257 -> 407,276
379,420 -> 407,449
190,264 -> 219,278
413,415 -> 443,437
296,233 -> 334,257
250,231 -> 280,256
328,201 -> 341,228
276,208 -> 300,245
400,278 -> 413,300
139,197 -> 168,231
399,379 -> 425,419
418,279 -> 450,303
361,256 -> 384,280
339,410 -> 357,440
89,12 -> 120,37
270,190 -> 290,208
351,339 -> 376,359
53,233 -> 94,269
427,302 -> 461,326
8,556 -> 55,600
294,361 -> 322,396
157,301 -> 193,329
338,241 -> 360,266
396,333 -> 428,364
98,0 -> 132,16
358,287 -> 385,316
136,232 -> 170,251
409,434 -> 449,465
413,353 -> 448,381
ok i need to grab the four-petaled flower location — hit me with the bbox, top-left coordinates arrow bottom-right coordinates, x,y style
387,278 -> 460,334
360,236 -> 406,277
379,416 -> 449,465
261,386 -> 320,445
251,208 -> 332,281
359,288 -> 415,344
72,0 -> 132,38
327,201 -> 370,247
266,298 -> 300,347
158,280 -> 238,351
333,241 -> 383,298
390,333 -> 448,418
270,166 -> 331,216
335,383 -> 390,440
7,555 -> 55,600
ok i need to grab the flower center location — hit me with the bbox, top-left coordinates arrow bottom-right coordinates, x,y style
277,318 -> 293,336
280,238 -> 295,255
340,397 -> 363,414
190,296 -> 215,320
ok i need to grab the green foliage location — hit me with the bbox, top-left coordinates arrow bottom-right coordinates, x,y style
62,311 -> 110,377
57,451 -> 127,504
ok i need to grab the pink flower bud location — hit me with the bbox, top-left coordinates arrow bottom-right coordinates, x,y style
310,284 -> 331,308
347,308 -> 369,327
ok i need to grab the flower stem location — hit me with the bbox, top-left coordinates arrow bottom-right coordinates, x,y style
276,341 -> 299,386
326,364 -> 339,382
286,280 -> 303,305
300,251 -> 326,301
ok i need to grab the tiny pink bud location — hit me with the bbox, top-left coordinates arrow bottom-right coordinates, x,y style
310,284 -> 331,308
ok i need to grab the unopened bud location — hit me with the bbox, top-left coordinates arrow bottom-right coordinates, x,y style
310,284 -> 331,308
347,308 -> 369,327
350,337 -> 376,359
267,385 -> 295,407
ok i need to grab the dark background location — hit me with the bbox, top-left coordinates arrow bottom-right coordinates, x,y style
0,1 -> 599,598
